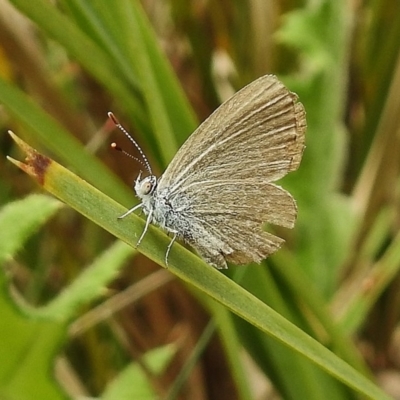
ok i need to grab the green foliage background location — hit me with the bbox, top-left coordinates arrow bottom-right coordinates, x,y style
0,1 -> 399,399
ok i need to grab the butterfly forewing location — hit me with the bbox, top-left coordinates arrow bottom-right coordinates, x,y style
159,75 -> 305,192
154,74 -> 306,268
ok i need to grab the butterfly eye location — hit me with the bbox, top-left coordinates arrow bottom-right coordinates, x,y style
134,176 -> 157,198
143,181 -> 152,194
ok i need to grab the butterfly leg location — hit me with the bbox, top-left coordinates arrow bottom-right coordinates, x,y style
136,208 -> 153,247
165,233 -> 177,267
118,203 -> 143,219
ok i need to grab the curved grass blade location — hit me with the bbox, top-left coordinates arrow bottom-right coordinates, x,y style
0,76 -> 133,206
6,132 -> 392,400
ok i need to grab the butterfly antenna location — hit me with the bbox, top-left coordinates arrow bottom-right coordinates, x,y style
110,143 -> 147,170
108,112 -> 153,175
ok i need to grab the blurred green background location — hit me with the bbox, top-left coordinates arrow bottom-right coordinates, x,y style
0,1 -> 400,399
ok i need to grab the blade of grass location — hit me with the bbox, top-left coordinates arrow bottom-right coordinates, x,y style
337,229 -> 400,334
210,305 -> 256,400
52,0 -> 197,164
0,76 -> 133,206
8,0 -> 149,135
119,0 -> 179,165
105,0 -> 198,165
131,3 -> 198,146
58,0 -> 141,90
165,322 -> 216,400
7,132 -> 392,400
271,249 -> 370,373
233,265 -> 350,400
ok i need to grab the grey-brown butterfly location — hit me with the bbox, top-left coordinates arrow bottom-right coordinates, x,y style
110,74 -> 306,269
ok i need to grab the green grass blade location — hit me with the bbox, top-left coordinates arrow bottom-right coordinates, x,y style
7,133 -> 392,400
131,2 -> 198,147
0,76 -> 133,206
102,345 -> 176,400
338,230 -> 400,334
58,0 -> 141,90
209,305 -> 254,400
8,0 -> 149,134
233,266 -> 351,400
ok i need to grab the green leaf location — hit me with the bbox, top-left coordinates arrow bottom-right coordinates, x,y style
102,345 -> 176,400
0,194 -> 62,264
0,271 -> 67,400
39,240 -> 136,321
0,189 -> 137,399
278,1 -> 354,296
0,312 -> 67,400
0,214 -> 136,400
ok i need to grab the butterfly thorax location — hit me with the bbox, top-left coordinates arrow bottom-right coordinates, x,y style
135,174 -> 194,238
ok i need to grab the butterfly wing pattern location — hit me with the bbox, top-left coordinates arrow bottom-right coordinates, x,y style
154,75 -> 306,269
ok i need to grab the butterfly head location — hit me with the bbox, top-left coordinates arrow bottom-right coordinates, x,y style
135,173 -> 157,200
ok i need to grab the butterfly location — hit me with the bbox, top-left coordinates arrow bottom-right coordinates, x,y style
110,74 -> 306,269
